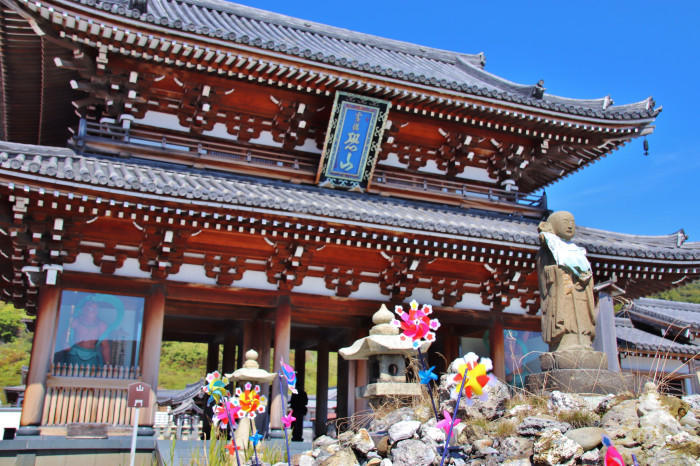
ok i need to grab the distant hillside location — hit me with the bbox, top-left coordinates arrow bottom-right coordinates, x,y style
651,280 -> 700,303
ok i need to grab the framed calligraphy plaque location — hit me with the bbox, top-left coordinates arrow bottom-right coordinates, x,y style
316,92 -> 391,191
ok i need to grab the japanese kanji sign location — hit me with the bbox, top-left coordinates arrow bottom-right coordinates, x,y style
317,92 -> 391,190
127,381 -> 151,408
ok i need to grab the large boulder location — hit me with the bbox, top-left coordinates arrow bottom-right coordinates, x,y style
390,439 -> 436,466
601,399 -> 638,439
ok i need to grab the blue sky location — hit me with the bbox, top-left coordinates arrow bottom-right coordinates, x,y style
249,1 -> 699,240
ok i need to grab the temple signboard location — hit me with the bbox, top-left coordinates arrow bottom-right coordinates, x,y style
317,92 -> 391,191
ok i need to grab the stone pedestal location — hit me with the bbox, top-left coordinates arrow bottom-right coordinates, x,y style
526,368 -> 635,394
527,350 -> 634,394
540,350 -> 607,371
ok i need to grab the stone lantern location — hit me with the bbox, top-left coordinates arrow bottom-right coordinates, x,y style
339,304 -> 432,404
225,349 -> 276,447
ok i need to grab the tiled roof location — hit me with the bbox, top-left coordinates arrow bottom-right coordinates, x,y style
629,298 -> 700,332
1,140 -> 698,262
615,316 -> 699,356
59,0 -> 658,121
156,378 -> 203,405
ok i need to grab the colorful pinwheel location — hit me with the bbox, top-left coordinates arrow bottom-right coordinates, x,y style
419,365 -> 438,385
281,412 -> 296,429
436,410 -> 460,436
249,432 -> 264,447
225,441 -> 241,456
451,353 -> 492,404
212,400 -> 241,428
203,370 -> 230,406
391,300 -> 441,348
233,383 -> 267,418
603,435 -> 625,466
280,358 -> 298,394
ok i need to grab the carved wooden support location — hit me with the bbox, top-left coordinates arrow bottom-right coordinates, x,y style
323,266 -> 362,297
265,240 -> 314,291
378,254 -> 419,301
203,254 -> 248,286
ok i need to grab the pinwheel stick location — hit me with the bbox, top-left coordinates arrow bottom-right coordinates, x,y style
416,347 -> 440,421
250,418 -> 261,466
223,397 -> 242,466
277,373 -> 292,465
439,370 -> 468,466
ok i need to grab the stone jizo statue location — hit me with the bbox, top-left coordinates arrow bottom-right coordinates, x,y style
537,211 -> 597,352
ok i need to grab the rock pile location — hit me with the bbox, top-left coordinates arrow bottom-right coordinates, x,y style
289,379 -> 700,466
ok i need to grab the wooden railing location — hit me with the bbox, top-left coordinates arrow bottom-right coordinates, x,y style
75,119 -> 318,179
73,119 -> 546,216
42,364 -> 142,426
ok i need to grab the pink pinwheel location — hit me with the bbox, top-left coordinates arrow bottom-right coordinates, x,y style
281,411 -> 296,429
213,400 -> 241,428
436,410 -> 460,437
391,300 -> 441,348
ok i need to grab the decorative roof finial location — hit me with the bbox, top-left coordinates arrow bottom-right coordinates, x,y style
531,80 -> 545,99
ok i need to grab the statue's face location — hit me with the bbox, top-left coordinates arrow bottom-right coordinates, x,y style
551,212 -> 575,241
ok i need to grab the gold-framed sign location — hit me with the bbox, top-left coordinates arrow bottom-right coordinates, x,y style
316,92 -> 391,191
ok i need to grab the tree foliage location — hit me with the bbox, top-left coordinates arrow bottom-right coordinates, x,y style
0,302 -> 33,404
652,280 -> 700,304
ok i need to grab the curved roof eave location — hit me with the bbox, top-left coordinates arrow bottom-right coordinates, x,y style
39,0 -> 661,123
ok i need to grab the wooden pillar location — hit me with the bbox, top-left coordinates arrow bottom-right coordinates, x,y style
270,296 -> 291,429
355,359 -> 368,414
336,351 -> 349,424
236,330 -> 245,369
140,285 -> 165,426
206,342 -> 220,373
222,333 -> 236,374
20,285 -> 61,427
490,318 -> 505,381
294,346 -> 306,394
347,360 -> 356,418
242,321 -> 254,356
314,340 -> 329,438
444,332 -> 459,368
690,359 -> 700,395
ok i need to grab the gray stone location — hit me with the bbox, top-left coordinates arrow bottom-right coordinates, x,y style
349,428 -> 375,455
313,435 -> 336,449
390,439 -> 436,466
419,424 -> 445,444
501,459 -> 531,466
388,420 -> 421,443
517,416 -> 571,436
682,394 -> 700,411
297,454 -> 315,466
565,427 -> 604,451
379,459 -> 393,466
548,391 -> 585,412
580,448 -> 600,464
370,407 -> 416,432
526,368 -> 635,394
499,436 -> 533,459
601,399 -> 638,439
318,447 -> 359,466
532,428 -> 583,466
473,437 -> 494,455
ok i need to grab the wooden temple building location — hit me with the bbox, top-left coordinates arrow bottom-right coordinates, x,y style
0,0 -> 699,442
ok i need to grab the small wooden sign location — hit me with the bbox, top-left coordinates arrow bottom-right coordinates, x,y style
127,381 -> 151,408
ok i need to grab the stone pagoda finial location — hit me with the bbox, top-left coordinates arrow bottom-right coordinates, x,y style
369,304 -> 399,336
226,348 -> 275,384
243,349 -> 260,369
